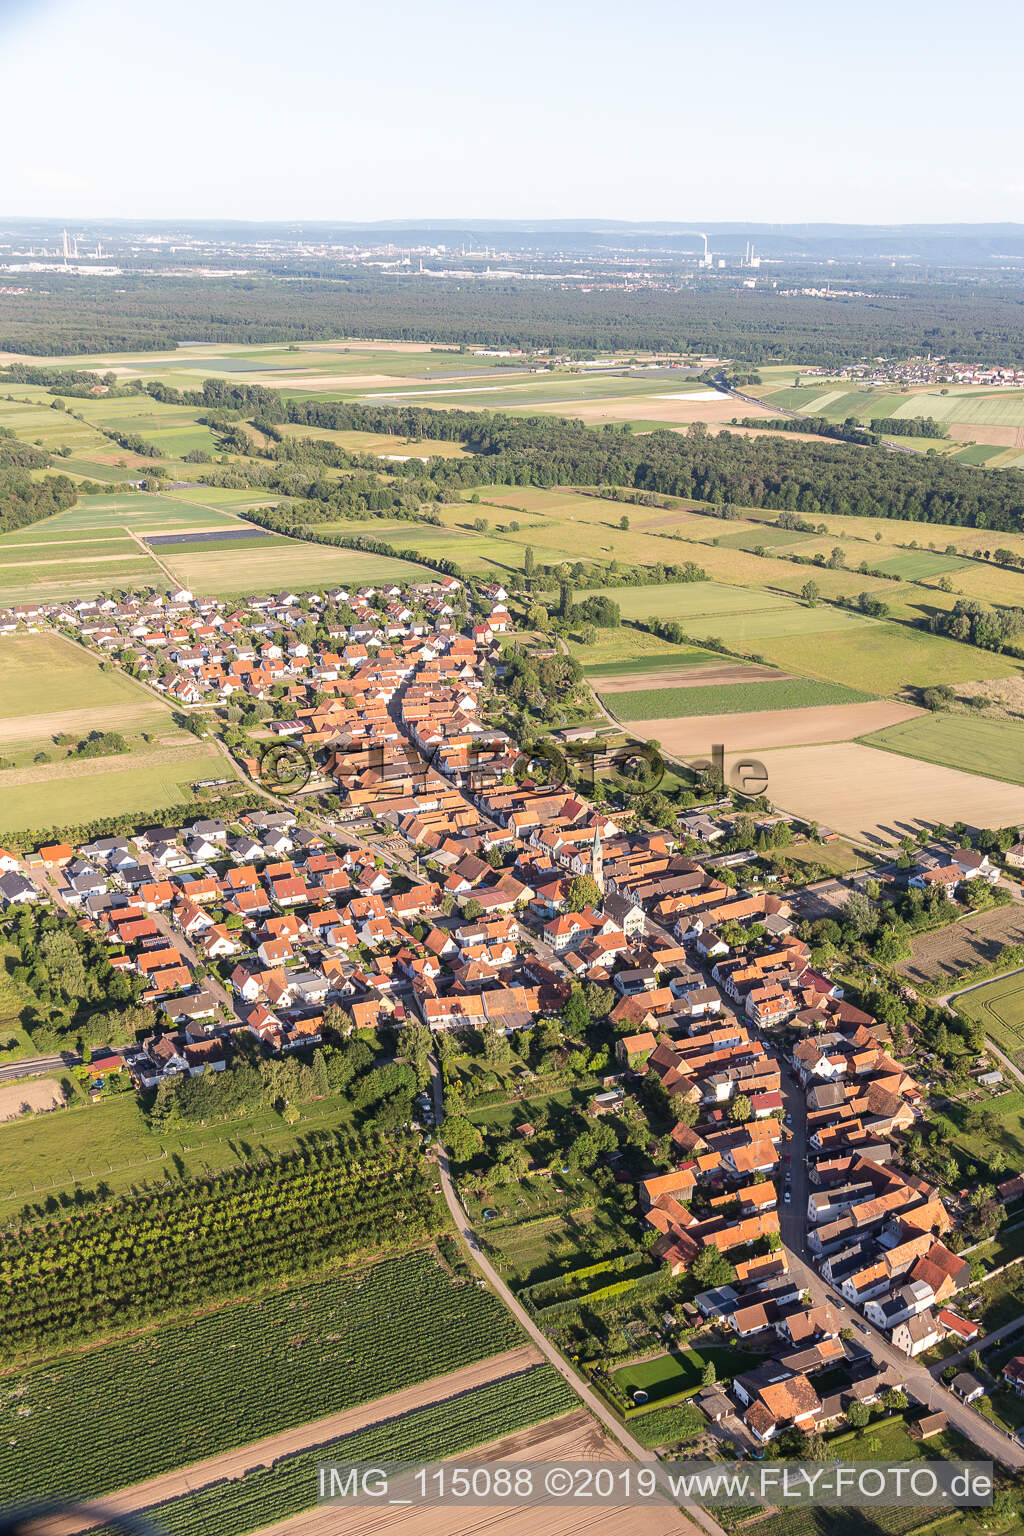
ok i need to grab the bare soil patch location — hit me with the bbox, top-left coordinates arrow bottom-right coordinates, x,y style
717,741 -> 1024,847
900,907 -> 1024,989
271,373 -> 404,390
244,1410 -> 692,1536
0,1078 -> 65,1122
948,423 -> 1019,447
50,1347 -> 544,1536
597,663 -> 790,693
626,700 -> 920,755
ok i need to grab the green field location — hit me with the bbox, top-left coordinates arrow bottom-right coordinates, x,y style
713,525 -> 810,551
954,444 -> 1006,465
954,972 -> 1024,1061
762,621 -> 1020,693
862,712 -> 1024,787
0,1088 -> 364,1226
612,1345 -> 755,1404
88,1364 -> 576,1536
581,648 -> 718,678
581,581 -> 796,621
0,633 -> 162,721
871,551 -> 969,580
0,743 -> 223,835
602,677 -> 873,721
33,494 -> 246,533
0,1251 -> 528,1504
891,390 -> 1024,427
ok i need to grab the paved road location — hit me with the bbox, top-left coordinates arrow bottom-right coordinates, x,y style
937,966 -> 1024,1010
428,1052 -> 725,1536
939,1315 -> 1024,1374
151,907 -> 237,1020
774,1059 -> 1024,1468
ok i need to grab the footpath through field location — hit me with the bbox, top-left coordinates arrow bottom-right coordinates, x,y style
46,1347 -> 544,1536
427,1054 -> 725,1536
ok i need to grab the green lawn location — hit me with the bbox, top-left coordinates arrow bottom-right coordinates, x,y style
872,551 -> 969,580
612,1345 -> 755,1403
862,712 -> 1024,788
602,677 -> 872,721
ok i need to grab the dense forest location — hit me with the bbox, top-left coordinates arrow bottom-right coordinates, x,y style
0,430 -> 78,534
5,271 -> 1024,366
244,393 -> 1024,531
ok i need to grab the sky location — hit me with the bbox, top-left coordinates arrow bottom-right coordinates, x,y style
1,0 -> 1022,225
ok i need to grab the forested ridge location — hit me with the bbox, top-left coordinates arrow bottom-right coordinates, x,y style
6,271 -> 1024,366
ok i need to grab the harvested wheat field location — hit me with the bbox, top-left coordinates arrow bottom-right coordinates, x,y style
948,423 -> 1022,447
266,373 -> 407,390
626,700 -> 919,756
722,742 -> 1024,846
532,395 -> 777,426
245,1411 -> 696,1536
0,1079 -> 65,1123
596,663 -> 787,693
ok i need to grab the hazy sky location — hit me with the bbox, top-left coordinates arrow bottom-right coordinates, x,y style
2,0 -> 1020,224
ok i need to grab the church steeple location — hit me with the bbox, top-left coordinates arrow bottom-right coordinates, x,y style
591,823 -> 604,895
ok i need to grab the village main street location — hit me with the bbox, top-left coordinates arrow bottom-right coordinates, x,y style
775,1058 -> 1024,1469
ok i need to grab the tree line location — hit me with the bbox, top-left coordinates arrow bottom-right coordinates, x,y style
6,270 -> 1024,368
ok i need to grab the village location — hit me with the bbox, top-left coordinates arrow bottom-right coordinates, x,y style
0,572 -> 1022,1469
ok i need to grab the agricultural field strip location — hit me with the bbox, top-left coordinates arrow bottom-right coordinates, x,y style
601,678 -> 873,721
0,1251 -> 526,1503
860,714 -> 1024,790
78,1367 -> 580,1536
52,1348 -> 543,1526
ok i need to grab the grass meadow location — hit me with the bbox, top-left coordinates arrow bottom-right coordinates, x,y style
861,712 -> 1024,787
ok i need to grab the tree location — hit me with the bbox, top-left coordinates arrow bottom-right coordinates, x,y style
619,514 -> 629,530
524,545 -> 536,577
801,579 -> 820,607
690,1246 -> 734,1289
846,1402 -> 871,1430
567,874 -> 601,912
882,1387 -> 908,1411
701,1360 -> 717,1385
729,1094 -> 752,1124
444,1115 -> 483,1163
463,898 -> 484,920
